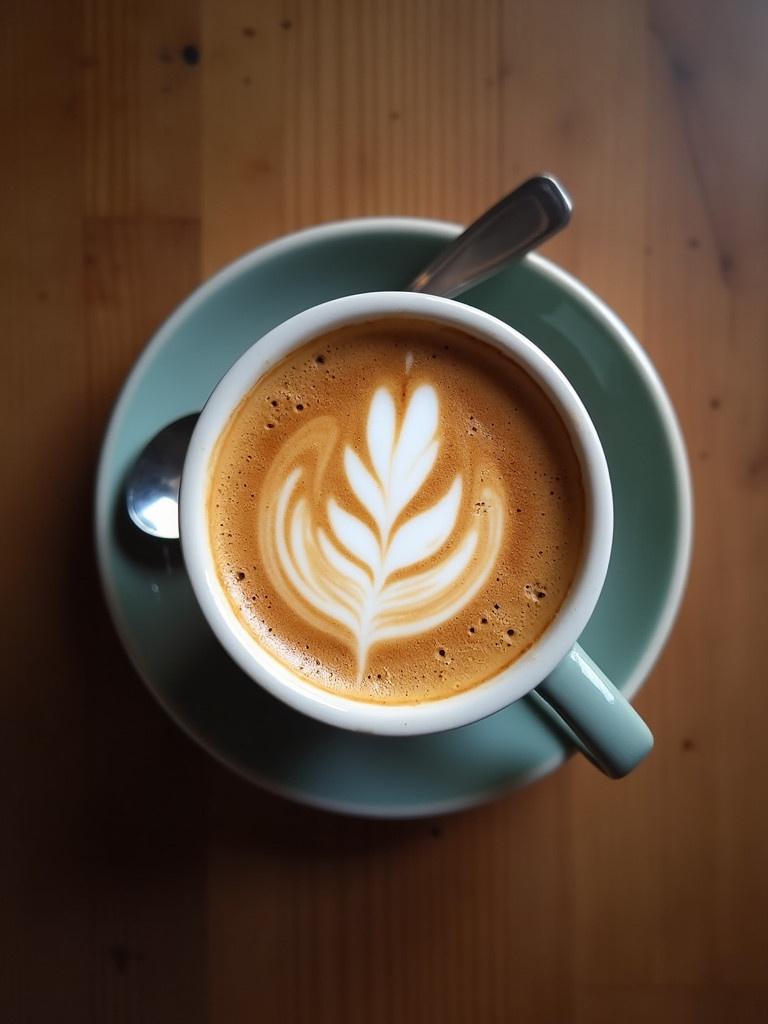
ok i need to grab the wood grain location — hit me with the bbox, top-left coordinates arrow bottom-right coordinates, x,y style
1,1 -> 766,1021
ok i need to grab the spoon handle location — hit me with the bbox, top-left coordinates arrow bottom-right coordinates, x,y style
407,174 -> 572,299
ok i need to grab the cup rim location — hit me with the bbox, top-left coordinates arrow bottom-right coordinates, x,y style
180,290 -> 614,735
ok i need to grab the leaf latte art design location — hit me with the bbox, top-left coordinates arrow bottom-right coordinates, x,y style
258,383 -> 504,680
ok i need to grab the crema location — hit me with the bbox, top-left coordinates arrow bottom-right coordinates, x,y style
208,317 -> 584,704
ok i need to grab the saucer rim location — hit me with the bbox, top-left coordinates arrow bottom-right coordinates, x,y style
94,216 -> 693,818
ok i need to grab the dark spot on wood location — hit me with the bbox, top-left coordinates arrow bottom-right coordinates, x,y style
242,26 -> 255,37
158,48 -> 173,63
109,946 -> 130,973
670,55 -> 693,85
687,237 -> 700,249
36,288 -> 49,302
644,244 -> 653,255
719,252 -> 734,278
79,54 -> 98,69
746,449 -> 768,484
430,825 -> 443,838
247,158 -> 273,176
681,737 -> 695,752
181,44 -> 200,66
280,18 -> 293,30
699,450 -> 709,461
108,945 -> 143,973
709,396 -> 721,410
389,110 -> 401,121
498,60 -> 514,82
243,75 -> 252,85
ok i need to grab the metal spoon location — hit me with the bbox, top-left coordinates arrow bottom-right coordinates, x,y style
126,174 -> 571,539
408,173 -> 571,296
125,412 -> 199,540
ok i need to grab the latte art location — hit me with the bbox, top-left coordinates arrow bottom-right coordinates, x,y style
209,317 -> 585,704
259,381 -> 504,680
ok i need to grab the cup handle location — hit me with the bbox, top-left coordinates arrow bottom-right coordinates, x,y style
534,644 -> 653,778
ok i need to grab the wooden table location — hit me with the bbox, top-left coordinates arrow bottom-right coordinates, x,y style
3,1 -> 766,1020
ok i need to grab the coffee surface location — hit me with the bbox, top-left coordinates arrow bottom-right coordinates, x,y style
208,317 -> 584,703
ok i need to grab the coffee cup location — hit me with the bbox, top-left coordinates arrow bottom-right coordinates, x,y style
180,292 -> 653,777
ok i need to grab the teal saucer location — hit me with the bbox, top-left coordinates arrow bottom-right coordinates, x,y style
95,219 -> 692,818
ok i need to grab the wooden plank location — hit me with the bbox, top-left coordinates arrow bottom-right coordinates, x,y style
84,0 -> 201,219
206,777 -> 573,1024
0,1 -> 91,1018
646,0 -> 768,996
200,0 -> 286,273
1,1 -> 208,1022
81,3 -> 208,1021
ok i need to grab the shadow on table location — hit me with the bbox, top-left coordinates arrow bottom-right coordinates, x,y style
61,465 -> 564,878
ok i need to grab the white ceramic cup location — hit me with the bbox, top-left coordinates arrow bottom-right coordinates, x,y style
180,292 -> 653,777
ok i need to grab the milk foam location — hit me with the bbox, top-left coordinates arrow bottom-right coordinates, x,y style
259,382 -> 504,680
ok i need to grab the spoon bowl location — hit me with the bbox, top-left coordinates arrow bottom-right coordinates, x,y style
126,413 -> 198,539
